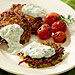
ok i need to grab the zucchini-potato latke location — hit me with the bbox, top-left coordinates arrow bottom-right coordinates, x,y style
17,42 -> 64,68
0,4 -> 65,68
0,4 -> 45,44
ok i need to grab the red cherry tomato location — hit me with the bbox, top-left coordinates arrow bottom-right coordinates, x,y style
45,12 -> 60,26
53,31 -> 67,43
37,24 -> 52,40
51,20 -> 67,33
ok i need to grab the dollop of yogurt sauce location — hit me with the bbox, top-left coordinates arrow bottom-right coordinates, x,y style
21,41 -> 55,58
22,4 -> 47,18
0,24 -> 24,54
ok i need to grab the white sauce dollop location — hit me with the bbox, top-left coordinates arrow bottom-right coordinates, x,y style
22,4 -> 47,18
0,24 -> 24,54
21,41 -> 55,58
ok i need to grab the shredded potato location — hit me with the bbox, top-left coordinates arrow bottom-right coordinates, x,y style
0,4 -> 45,44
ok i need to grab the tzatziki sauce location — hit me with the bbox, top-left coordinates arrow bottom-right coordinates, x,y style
22,4 -> 47,18
21,41 -> 55,58
0,24 -> 24,54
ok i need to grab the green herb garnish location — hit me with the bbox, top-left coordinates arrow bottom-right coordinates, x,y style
58,15 -> 75,26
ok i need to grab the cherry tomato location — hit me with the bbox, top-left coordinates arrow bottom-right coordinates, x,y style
45,12 -> 60,26
53,31 -> 67,43
37,24 -> 52,40
51,20 -> 67,33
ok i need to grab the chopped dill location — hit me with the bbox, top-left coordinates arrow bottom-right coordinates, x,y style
58,15 -> 75,26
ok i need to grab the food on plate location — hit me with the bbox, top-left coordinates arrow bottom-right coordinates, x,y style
51,20 -> 67,33
0,3 -> 74,69
25,16 -> 45,35
58,15 -> 75,26
37,24 -> 52,40
0,4 -> 46,44
0,4 -> 31,45
53,31 -> 67,43
0,24 -> 24,54
20,41 -> 55,58
22,4 -> 47,18
45,12 -> 60,26
17,41 -> 65,68
0,3 -> 72,55
21,3 -> 46,34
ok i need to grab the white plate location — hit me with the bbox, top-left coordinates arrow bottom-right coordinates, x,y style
0,0 -> 75,75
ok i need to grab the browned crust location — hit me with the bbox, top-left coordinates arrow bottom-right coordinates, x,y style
25,16 -> 45,34
0,4 -> 31,44
0,4 -> 45,44
17,42 -> 64,68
